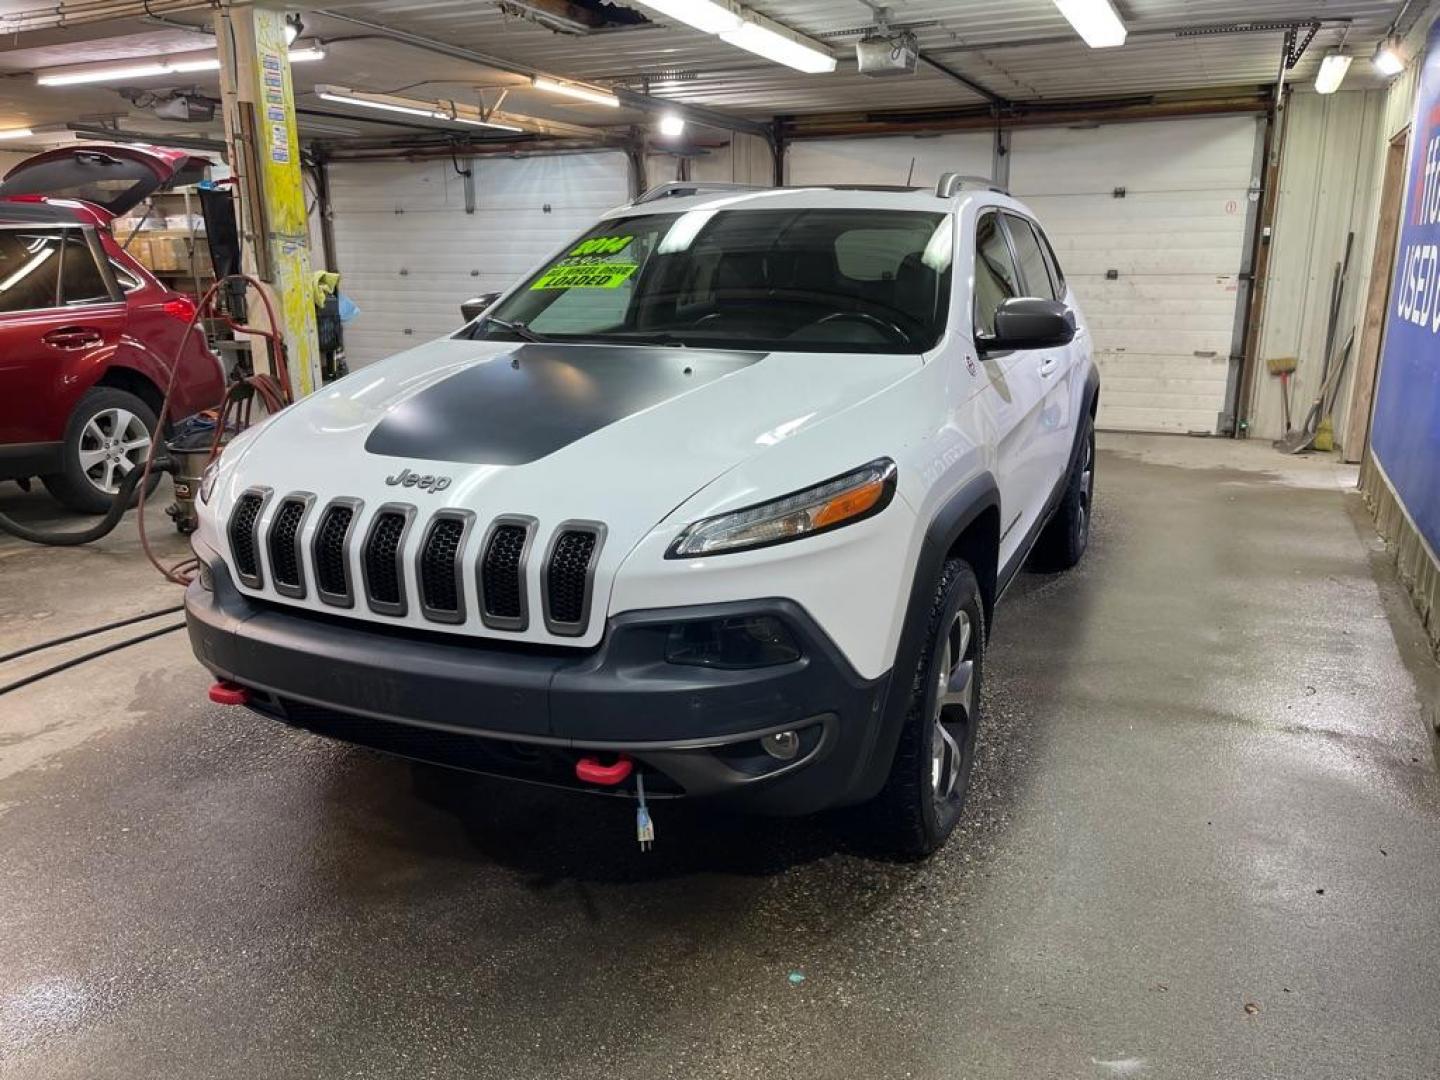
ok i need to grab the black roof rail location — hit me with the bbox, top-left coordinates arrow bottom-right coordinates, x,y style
935,172 -> 1009,197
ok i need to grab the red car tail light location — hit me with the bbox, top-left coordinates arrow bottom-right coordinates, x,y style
162,296 -> 197,323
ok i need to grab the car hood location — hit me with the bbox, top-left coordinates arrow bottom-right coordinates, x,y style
212,337 -> 917,646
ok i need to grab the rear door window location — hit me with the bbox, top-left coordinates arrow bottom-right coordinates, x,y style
60,233 -> 113,305
1003,213 -> 1058,301
0,229 -> 63,313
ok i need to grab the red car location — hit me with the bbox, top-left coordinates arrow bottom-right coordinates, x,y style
0,145 -> 225,512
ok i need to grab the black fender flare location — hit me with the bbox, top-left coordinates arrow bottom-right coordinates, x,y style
840,471 -> 1001,805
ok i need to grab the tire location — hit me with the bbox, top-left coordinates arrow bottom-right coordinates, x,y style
865,559 -> 985,859
1034,415 -> 1095,571
41,387 -> 160,514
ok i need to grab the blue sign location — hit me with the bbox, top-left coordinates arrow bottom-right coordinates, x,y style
1374,20 -> 1440,554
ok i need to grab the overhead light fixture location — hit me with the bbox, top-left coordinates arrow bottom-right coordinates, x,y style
36,45 -> 321,87
1052,0 -> 1127,48
530,76 -> 620,107
632,0 -> 834,73
285,14 -> 304,46
1372,35 -> 1405,76
316,85 -> 526,131
720,19 -> 836,73
1314,51 -> 1352,94
0,128 -> 34,140
632,0 -> 743,35
658,112 -> 686,138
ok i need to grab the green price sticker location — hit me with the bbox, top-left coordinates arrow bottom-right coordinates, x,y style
531,262 -> 639,290
570,234 -> 633,256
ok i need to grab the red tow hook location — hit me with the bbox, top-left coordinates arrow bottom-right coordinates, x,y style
575,753 -> 633,786
208,680 -> 250,706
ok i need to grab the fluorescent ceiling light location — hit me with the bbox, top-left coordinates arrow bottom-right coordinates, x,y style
317,86 -> 528,131
169,57 -> 222,74
0,128 -> 35,140
36,45 -> 321,86
530,76 -> 620,107
720,19 -> 836,72
658,112 -> 685,138
1052,0 -> 1127,48
633,0 -> 743,35
317,90 -> 436,118
1314,51 -> 1352,94
39,61 -> 171,86
1373,36 -> 1405,76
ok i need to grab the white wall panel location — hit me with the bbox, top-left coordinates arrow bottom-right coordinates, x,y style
1251,90 -> 1386,445
785,133 -> 993,188
1012,116 -> 1261,434
329,152 -> 629,368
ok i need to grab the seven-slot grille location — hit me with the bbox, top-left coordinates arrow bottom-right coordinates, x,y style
543,524 -> 605,636
228,491 -> 266,587
312,501 -> 357,605
266,497 -> 309,597
225,496 -> 601,637
417,513 -> 470,623
479,518 -> 533,630
362,508 -> 412,615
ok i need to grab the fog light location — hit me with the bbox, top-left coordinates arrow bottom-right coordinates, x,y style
664,615 -> 800,669
761,730 -> 800,761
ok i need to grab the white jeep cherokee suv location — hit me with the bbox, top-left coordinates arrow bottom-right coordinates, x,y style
186,175 -> 1098,856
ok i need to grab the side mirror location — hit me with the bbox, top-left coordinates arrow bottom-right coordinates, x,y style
984,297 -> 1076,351
461,292 -> 501,323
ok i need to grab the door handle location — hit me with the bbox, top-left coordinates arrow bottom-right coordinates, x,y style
42,327 -> 103,350
1038,356 -> 1059,378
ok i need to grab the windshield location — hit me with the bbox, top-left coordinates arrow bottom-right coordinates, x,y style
459,207 -> 953,353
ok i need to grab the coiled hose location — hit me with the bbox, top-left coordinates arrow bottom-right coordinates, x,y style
0,465 -> 151,546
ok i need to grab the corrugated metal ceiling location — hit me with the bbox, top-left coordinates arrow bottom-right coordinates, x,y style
311,0 -> 1410,114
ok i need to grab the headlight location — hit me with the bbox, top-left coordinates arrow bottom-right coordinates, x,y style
198,460 -> 220,505
667,458 -> 896,558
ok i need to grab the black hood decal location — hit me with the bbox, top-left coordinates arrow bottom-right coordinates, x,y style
364,344 -> 764,466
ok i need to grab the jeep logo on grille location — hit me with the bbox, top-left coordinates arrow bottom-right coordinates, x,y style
385,468 -> 452,493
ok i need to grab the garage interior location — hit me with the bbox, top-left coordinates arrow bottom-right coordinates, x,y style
2,1 -> 1440,1077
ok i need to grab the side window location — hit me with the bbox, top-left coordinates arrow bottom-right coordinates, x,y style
973,212 -> 1020,337
60,233 -> 113,305
1003,214 -> 1058,301
110,260 -> 142,292
1035,224 -> 1066,297
0,229 -> 63,313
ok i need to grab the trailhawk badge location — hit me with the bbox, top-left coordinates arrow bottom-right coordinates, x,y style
385,468 -> 452,493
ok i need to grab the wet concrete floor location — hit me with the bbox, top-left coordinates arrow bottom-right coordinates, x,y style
1,434 -> 1437,1079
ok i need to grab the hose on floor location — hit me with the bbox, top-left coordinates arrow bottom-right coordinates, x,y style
0,604 -> 185,665
0,622 -> 186,698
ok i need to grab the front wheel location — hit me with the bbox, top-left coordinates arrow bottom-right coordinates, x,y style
865,559 -> 985,858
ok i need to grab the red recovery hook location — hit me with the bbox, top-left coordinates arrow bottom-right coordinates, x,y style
575,754 -> 633,786
208,680 -> 250,706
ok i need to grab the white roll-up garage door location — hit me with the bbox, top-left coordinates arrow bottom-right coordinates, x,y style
786,118 -> 1259,433
786,132 -> 993,188
328,152 -> 630,369
1010,116 -> 1260,433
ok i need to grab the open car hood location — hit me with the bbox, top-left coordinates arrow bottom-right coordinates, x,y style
0,144 -> 210,216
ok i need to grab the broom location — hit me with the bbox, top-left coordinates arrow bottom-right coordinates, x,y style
1267,355 -> 1297,433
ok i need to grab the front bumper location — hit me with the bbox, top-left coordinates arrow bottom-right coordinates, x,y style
186,553 -> 894,814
